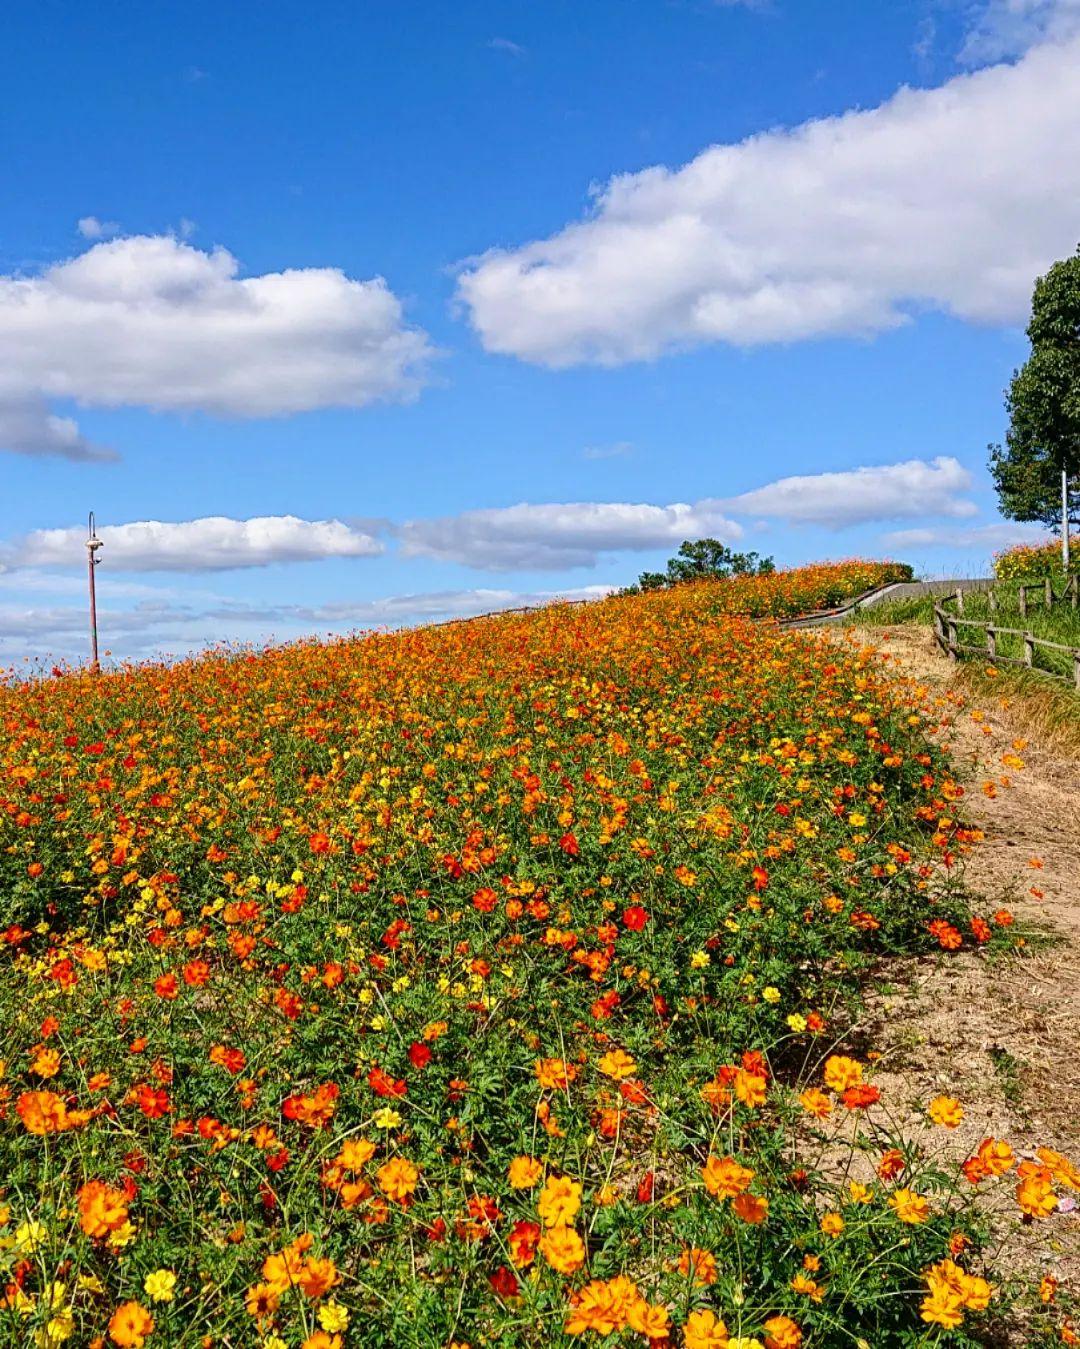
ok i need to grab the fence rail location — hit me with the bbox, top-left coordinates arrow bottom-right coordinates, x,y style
933,581 -> 1080,689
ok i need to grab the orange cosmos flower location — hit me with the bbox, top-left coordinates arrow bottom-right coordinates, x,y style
537,1174 -> 582,1227
822,1055 -> 862,1093
733,1068 -> 767,1107
798,1087 -> 832,1119
889,1188 -> 930,1224
877,1148 -> 905,1181
596,1048 -> 636,1080
763,1314 -> 802,1349
539,1224 -> 586,1274
702,1154 -> 753,1199
16,1089 -> 70,1134
565,1280 -> 623,1336
108,1301 -> 154,1348
1016,1171 -> 1058,1219
245,1282 -> 280,1320
338,1137 -> 376,1171
30,1047 -> 61,1078
508,1156 -> 543,1189
1037,1147 -> 1080,1192
626,1300 -> 671,1339
377,1157 -> 419,1203
78,1179 -> 129,1238
508,1219 -> 541,1267
683,1308 -> 730,1349
732,1192 -> 769,1224
928,1095 -> 964,1128
296,1256 -> 338,1299
678,1246 -> 718,1286
535,1058 -> 578,1090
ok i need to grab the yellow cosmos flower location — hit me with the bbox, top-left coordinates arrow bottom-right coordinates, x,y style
143,1269 -> 177,1303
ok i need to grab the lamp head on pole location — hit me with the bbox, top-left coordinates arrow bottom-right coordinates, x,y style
87,511 -> 103,562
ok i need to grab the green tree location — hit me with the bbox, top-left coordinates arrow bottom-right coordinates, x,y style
622,539 -> 775,594
989,248 -> 1080,570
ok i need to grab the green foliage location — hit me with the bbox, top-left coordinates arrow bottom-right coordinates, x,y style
621,539 -> 775,595
989,248 -> 1080,531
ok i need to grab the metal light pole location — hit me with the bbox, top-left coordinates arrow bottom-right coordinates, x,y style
1064,467 -> 1071,574
87,512 -> 103,674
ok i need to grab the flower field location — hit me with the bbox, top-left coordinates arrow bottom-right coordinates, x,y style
1,560 -> 1074,1348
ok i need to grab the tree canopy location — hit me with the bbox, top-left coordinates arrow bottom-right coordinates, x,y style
989,248 -> 1080,533
621,538 -> 774,595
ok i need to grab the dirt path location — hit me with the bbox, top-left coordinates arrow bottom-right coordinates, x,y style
843,622 -> 1080,1305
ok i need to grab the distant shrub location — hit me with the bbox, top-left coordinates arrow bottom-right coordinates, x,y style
994,538 -> 1078,581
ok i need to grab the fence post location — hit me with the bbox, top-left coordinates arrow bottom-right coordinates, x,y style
988,588 -> 997,614
1045,576 -> 1053,608
986,627 -> 996,660
1023,632 -> 1035,668
1071,574 -> 1078,609
948,619 -> 958,660
955,587 -> 964,614
933,606 -> 943,648
1019,586 -> 1027,619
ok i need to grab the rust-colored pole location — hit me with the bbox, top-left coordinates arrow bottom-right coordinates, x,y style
87,511 -> 102,674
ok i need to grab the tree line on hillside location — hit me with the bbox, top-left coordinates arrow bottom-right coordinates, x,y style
618,539 -> 774,595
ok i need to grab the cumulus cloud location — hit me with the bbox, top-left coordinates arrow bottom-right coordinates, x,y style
961,0 -> 1080,62
210,584 -> 613,628
0,234 -> 432,457
76,216 -> 119,239
0,583 -> 615,664
457,34 -> 1080,365
17,515 -> 385,572
881,521 -> 1048,550
723,457 -> 976,526
399,500 -> 743,570
0,395 -> 116,462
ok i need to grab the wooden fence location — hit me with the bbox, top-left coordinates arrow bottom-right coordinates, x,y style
933,577 -> 1080,689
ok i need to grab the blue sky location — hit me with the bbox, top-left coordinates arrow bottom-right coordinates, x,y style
1,0 -> 1078,664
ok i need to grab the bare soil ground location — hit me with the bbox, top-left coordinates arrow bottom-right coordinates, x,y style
843,622 -> 1080,1325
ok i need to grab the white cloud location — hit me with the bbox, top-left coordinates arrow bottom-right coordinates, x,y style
212,583 -> 614,627
488,36 -> 526,56
457,34 -> 1080,365
0,395 -> 116,461
960,0 -> 1080,61
723,456 -> 976,526
0,583 -> 615,664
76,216 -> 119,239
882,521 -> 1048,549
399,500 -> 743,570
583,441 -> 634,460
17,515 -> 385,572
0,233 -> 432,457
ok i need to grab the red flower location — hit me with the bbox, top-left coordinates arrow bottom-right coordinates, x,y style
622,904 -> 649,931
153,973 -> 178,1000
183,959 -> 211,987
309,831 -> 332,854
408,1042 -> 432,1070
369,1066 -> 407,1098
636,1171 -> 656,1202
489,1265 -> 520,1299
843,1084 -> 881,1111
559,832 -> 580,856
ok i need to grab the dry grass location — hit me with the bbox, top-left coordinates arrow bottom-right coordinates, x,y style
840,623 -> 1080,1335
